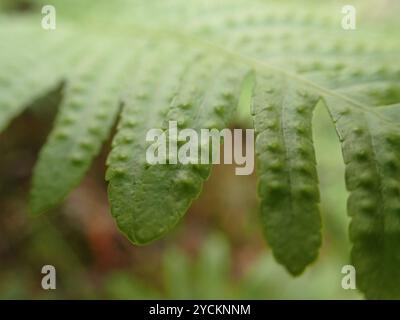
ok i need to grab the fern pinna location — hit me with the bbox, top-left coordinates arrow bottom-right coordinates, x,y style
1,0 -> 399,299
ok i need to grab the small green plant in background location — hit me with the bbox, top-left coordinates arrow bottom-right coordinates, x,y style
0,0 -> 399,299
104,234 -> 361,300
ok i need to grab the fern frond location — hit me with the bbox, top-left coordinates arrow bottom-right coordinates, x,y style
1,0 -> 399,298
30,39 -> 135,213
0,21 -> 81,131
253,75 -> 321,275
107,46 -> 247,243
324,96 -> 400,299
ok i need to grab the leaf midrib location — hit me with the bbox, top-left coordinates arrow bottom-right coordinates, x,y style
21,16 -> 399,125
191,36 -> 396,125
127,26 -> 396,125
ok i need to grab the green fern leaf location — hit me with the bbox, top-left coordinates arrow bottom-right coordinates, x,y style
30,39 -> 134,213
107,48 -> 246,243
253,75 -> 321,275
1,0 -> 399,298
324,96 -> 400,299
0,20 -> 82,131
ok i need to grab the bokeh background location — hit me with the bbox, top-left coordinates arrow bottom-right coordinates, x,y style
0,0 -> 399,299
